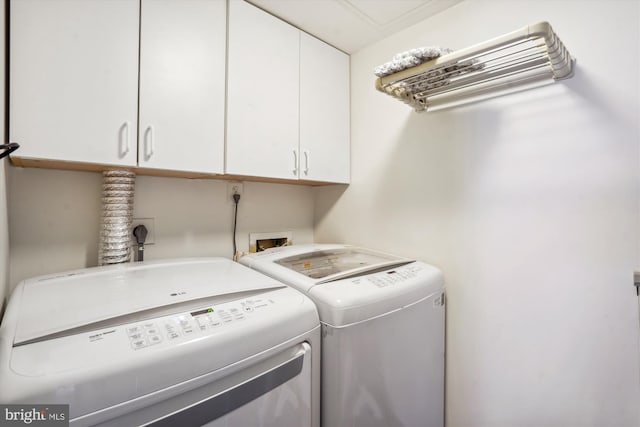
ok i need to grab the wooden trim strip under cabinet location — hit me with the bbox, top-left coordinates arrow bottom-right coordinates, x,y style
10,157 -> 344,186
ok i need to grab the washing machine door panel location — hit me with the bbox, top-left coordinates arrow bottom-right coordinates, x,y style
87,342 -> 313,427
203,344 -> 310,427
321,295 -> 445,427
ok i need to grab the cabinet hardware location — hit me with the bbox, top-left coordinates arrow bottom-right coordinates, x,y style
292,149 -> 298,175
119,122 -> 130,157
303,150 -> 310,175
144,125 -> 155,159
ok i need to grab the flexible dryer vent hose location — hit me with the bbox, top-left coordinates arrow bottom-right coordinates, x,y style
98,170 -> 135,265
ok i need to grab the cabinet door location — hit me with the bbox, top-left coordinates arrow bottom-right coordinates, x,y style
300,33 -> 350,184
138,0 -> 226,174
226,0 -> 300,180
10,0 -> 139,166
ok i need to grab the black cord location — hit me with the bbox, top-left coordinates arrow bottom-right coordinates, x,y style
0,142 -> 19,160
133,225 -> 148,262
232,193 -> 240,260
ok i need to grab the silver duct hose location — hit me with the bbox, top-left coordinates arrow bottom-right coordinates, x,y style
99,170 -> 135,265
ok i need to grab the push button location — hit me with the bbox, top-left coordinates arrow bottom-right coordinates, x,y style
208,315 -> 222,328
148,334 -> 162,345
128,332 -> 145,341
196,317 -> 209,330
131,338 -> 148,350
127,326 -> 142,336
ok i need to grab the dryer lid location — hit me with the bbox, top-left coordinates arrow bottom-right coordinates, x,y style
11,258 -> 285,346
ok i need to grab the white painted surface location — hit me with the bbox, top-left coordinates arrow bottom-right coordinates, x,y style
248,0 -> 462,53
7,168 -> 314,292
10,0 -> 139,166
138,0 -> 226,173
300,33 -> 350,183
0,0 -> 7,311
314,1 -> 640,426
0,162 -> 7,311
226,0 -> 300,180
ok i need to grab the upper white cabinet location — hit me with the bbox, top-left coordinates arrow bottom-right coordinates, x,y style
226,0 -> 300,180
11,0 -> 348,183
11,0 -> 226,174
227,0 -> 350,183
300,33 -> 350,184
10,0 -> 140,166
138,0 -> 226,174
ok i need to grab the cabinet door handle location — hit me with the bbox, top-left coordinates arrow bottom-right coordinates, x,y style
144,125 -> 155,159
303,150 -> 310,175
292,149 -> 298,176
119,122 -> 130,157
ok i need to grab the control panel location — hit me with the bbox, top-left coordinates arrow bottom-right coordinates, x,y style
125,297 -> 274,351
351,263 -> 423,288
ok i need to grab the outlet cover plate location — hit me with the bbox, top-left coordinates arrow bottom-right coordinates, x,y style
227,181 -> 244,200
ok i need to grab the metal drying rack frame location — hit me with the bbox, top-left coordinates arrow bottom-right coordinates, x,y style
375,21 -> 575,112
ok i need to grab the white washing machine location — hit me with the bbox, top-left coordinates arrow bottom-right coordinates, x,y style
0,258 -> 320,427
240,244 -> 445,427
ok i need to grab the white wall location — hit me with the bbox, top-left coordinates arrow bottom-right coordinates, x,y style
8,168 -> 314,290
0,159 -> 7,309
315,1 -> 640,426
0,1 -> 8,310
0,162 -> 10,309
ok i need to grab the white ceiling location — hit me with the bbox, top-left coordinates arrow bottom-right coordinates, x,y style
247,0 -> 463,53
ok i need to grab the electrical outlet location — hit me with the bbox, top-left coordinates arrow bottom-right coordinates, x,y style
131,218 -> 155,245
227,181 -> 244,200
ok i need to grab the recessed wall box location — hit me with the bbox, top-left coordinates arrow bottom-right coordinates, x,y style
249,231 -> 293,253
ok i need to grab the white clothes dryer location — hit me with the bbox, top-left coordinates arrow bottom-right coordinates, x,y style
240,244 -> 445,427
0,258 -> 320,427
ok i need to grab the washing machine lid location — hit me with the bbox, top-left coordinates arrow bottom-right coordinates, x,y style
275,247 -> 411,282
12,258 -> 285,346
241,244 -> 412,292
240,245 -> 444,326
308,260 -> 444,326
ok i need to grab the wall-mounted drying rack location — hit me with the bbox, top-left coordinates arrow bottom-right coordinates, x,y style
375,21 -> 575,112
0,143 -> 20,160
